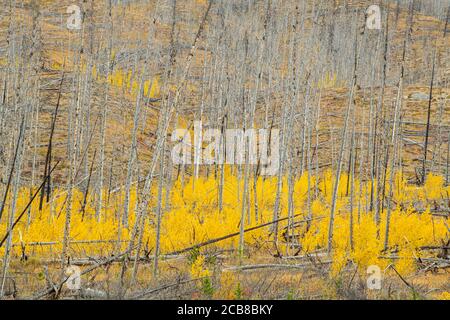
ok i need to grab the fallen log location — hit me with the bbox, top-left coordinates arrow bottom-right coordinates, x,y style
222,261 -> 332,272
166,215 -> 324,256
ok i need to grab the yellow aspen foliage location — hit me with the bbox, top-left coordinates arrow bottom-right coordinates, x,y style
438,292 -> 450,300
190,255 -> 210,278
0,170 -> 447,279
318,73 -> 338,89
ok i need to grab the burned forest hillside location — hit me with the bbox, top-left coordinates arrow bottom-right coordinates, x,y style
0,0 -> 449,300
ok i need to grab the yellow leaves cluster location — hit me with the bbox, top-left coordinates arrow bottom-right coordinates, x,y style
438,292 -> 450,300
0,171 -> 447,279
107,69 -> 160,99
190,255 -> 210,278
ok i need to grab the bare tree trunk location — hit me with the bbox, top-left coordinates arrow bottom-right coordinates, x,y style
421,48 -> 437,184
327,26 -> 359,253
